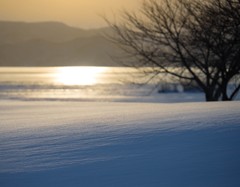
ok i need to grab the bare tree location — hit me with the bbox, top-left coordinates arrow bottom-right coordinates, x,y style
106,0 -> 240,101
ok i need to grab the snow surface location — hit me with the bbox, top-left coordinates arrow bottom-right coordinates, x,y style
0,100 -> 240,187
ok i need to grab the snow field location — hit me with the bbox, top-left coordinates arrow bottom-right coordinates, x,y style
0,101 -> 240,187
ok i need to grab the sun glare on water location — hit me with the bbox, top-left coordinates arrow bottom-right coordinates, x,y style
54,67 -> 107,86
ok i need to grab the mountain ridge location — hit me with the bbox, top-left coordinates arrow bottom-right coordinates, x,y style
0,21 -> 120,66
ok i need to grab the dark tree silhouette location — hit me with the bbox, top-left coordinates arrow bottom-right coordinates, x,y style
106,0 -> 240,101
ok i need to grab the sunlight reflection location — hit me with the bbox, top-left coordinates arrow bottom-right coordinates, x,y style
54,66 -> 107,85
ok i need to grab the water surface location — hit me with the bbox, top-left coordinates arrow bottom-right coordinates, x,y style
0,66 -> 150,100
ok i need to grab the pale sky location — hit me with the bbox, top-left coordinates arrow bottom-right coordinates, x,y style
0,0 -> 141,28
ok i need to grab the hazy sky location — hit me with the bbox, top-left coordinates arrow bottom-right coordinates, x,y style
0,0 -> 140,28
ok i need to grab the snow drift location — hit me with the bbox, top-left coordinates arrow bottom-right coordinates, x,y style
0,101 -> 240,187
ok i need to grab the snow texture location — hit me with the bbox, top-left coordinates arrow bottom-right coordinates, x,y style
0,100 -> 240,187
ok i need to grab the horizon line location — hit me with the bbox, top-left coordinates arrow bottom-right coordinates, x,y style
0,19 -> 109,30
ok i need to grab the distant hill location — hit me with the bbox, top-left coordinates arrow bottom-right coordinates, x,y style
0,21 -> 121,66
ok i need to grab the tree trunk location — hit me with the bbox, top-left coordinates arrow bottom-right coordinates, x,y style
221,81 -> 231,101
205,91 -> 218,101
222,92 -> 231,101
205,83 -> 232,101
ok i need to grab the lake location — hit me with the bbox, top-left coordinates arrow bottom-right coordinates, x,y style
0,66 -> 156,101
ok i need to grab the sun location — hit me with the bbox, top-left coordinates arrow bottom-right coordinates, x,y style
54,67 -> 107,86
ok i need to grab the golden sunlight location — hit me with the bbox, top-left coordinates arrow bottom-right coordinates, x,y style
0,0 -> 140,28
54,67 -> 107,86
